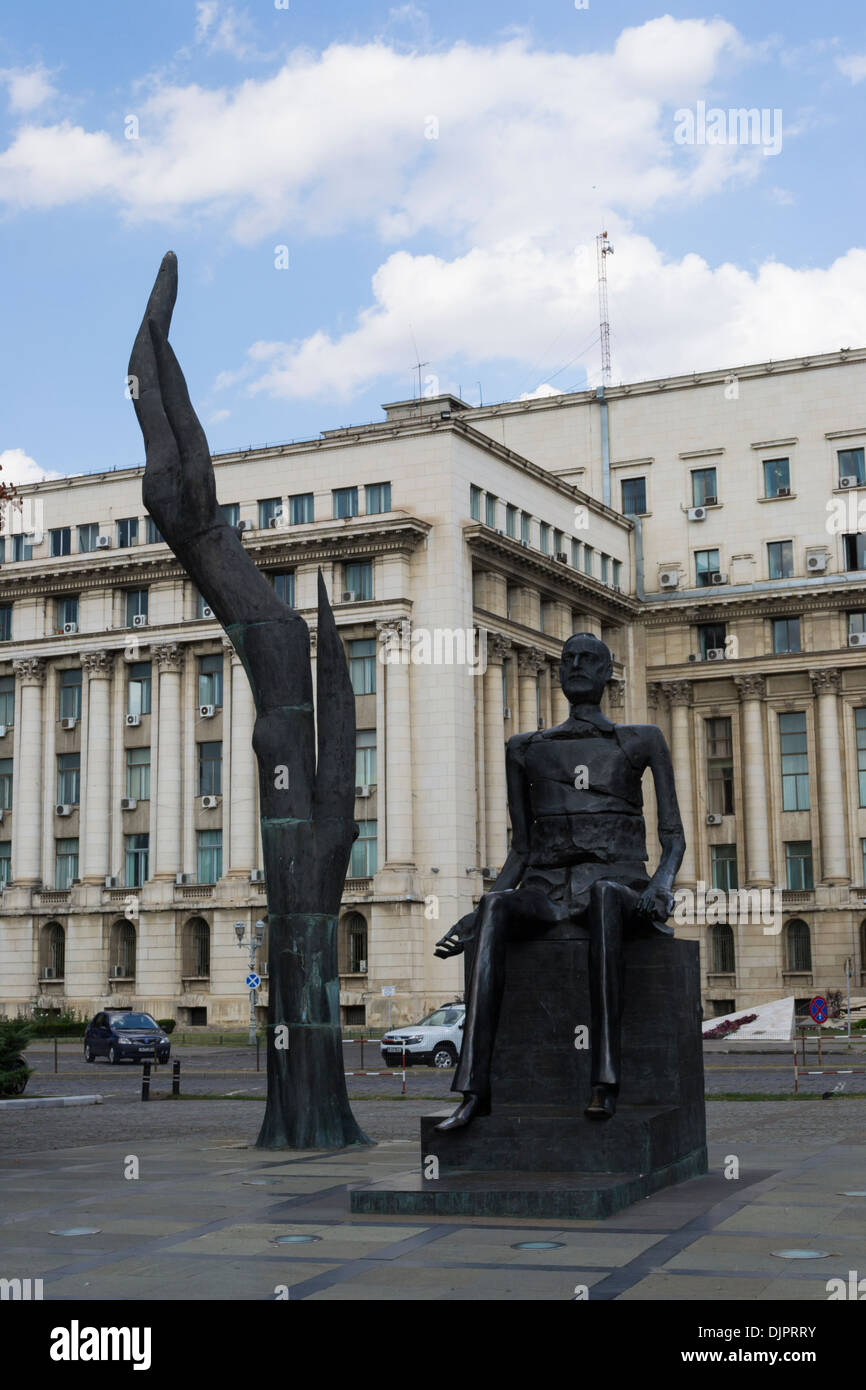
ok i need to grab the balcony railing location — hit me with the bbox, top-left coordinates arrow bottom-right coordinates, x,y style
35,890 -> 70,905
781,890 -> 813,904
344,877 -> 373,893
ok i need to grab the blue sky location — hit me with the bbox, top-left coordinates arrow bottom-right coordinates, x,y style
0,1 -> 865,481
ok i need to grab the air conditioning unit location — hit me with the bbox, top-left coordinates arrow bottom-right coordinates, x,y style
703,495 -> 718,506
537,718 -> 546,729
358,959 -> 367,973
688,654 -> 701,663
710,572 -> 727,585
520,540 -> 529,548
42,966 -> 55,979
849,632 -> 866,647
237,520 -> 253,532
503,706 -> 512,719
807,553 -> 828,572
199,704 -> 215,719
175,872 -> 192,886
201,795 -> 219,809
104,875 -> 119,888
268,514 -> 283,528
840,475 -> 859,490
61,717 -> 77,731
480,867 -> 495,880
96,535 -> 111,549
250,869 -> 265,883
0,810 -> 5,823
0,725 -> 7,738
355,785 -> 371,798
201,606 -> 214,619
706,812 -> 723,826
706,648 -> 726,662
688,506 -> 707,522
63,622 -> 79,635
132,614 -> 148,628
125,713 -> 141,727
55,804 -> 72,816
120,798 -> 136,811
555,551 -> 568,562
111,965 -> 125,978
659,570 -> 679,589
777,486 -> 791,497
341,591 -> 358,603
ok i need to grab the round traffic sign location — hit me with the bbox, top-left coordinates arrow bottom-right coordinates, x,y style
810,995 -> 828,1024
245,972 -> 261,989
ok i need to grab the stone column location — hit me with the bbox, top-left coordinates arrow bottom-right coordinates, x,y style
734,674 -> 773,887
606,678 -> 626,721
228,642 -> 256,875
551,659 -> 569,724
810,668 -> 849,883
152,643 -> 184,880
474,642 -> 487,866
517,647 -> 545,733
660,680 -> 696,887
80,650 -> 115,883
11,658 -> 47,885
484,633 -> 511,870
377,619 -> 414,868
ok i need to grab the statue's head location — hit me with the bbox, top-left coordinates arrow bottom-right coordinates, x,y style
559,632 -> 613,706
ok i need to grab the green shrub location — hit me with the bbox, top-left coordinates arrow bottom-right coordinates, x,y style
0,1020 -> 33,1097
157,1019 -> 177,1033
28,1006 -> 88,1038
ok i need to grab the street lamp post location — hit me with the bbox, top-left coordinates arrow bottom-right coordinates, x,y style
235,919 -> 266,1046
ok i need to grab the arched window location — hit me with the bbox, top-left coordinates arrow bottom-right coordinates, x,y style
182,917 -> 210,978
711,923 -> 735,974
339,912 -> 368,974
109,919 -> 136,979
786,918 -> 812,972
39,922 -> 65,979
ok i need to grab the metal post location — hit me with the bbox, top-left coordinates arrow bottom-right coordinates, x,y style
172,1059 -> 180,1096
847,957 -> 853,1042
401,1038 -> 406,1096
256,1034 -> 261,1072
818,1030 -> 823,1067
360,1035 -> 364,1069
141,1062 -> 151,1102
54,1036 -> 58,1073
793,1038 -> 798,1094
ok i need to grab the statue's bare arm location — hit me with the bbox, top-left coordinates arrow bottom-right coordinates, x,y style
635,725 -> 685,918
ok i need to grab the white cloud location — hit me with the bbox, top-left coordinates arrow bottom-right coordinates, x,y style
837,53 -> 866,83
1,65 -> 58,114
193,1 -> 273,62
0,448 -> 61,486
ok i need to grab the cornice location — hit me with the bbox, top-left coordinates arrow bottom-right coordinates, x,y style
466,526 -> 638,619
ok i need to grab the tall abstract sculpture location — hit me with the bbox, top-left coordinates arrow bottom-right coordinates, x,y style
129,253 -> 369,1149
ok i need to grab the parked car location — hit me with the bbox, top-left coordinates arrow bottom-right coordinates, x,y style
380,1003 -> 465,1068
84,1010 -> 171,1065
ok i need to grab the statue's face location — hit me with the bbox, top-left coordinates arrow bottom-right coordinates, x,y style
559,634 -> 612,705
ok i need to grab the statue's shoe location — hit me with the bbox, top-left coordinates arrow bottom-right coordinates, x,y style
434,1094 -> 491,1131
584,1085 -> 617,1120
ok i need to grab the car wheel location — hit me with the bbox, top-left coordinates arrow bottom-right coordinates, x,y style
432,1044 -> 457,1068
84,1044 -> 94,1063
108,1045 -> 120,1065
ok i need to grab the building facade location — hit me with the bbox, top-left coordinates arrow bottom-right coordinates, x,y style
1,349 -> 865,1026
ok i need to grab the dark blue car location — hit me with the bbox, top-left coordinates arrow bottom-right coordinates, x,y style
84,1010 -> 171,1065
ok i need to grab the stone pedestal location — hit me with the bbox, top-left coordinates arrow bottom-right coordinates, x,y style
350,931 -> 707,1219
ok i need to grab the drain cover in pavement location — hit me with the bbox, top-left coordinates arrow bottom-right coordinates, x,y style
511,1241 -> 566,1250
49,1227 -> 102,1236
771,1249 -> 830,1259
274,1234 -> 322,1244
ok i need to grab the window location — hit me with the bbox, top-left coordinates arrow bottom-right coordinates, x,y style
711,923 -> 735,973
78,523 -> 100,552
125,834 -> 149,888
349,639 -> 376,695
220,503 -> 240,528
780,711 -> 809,811
258,497 -> 282,528
856,709 -> 866,807
571,539 -> 581,568
520,511 -> 530,544
198,741 -> 222,796
195,589 -> 212,618
768,540 -> 794,579
355,730 -> 376,787
695,549 -> 720,586
345,561 -> 372,600
763,457 -> 791,497
366,482 -> 391,514
340,912 -> 368,974
55,596 -> 79,632
198,654 -> 224,709
128,662 -> 151,716
773,617 -> 801,654
0,842 -> 10,885
0,758 -> 12,810
844,533 -> 866,571
182,918 -> 211,977
786,919 -> 812,972
197,829 -> 222,883
286,492 -> 313,525
0,675 -> 13,726
126,747 -> 150,801
40,922 -> 66,978
470,485 -> 481,521
125,589 -> 148,625
59,669 -> 82,720
698,622 -> 726,658
350,820 -> 377,877
539,522 -> 550,554
553,529 -> 564,557
850,612 -> 866,638
271,571 -> 294,606
612,559 -> 622,588
0,606 -> 10,642
485,494 -> 497,528
692,468 -> 718,506
506,505 -> 517,538
706,717 -> 734,815
333,487 -> 359,520
785,841 -> 814,891
55,838 -> 79,889
145,518 -> 163,544
50,527 -> 71,557
583,545 -> 593,576
110,919 -> 137,976
621,477 -> 646,515
11,535 -> 33,562
839,447 -> 866,485
600,554 -> 610,584
116,518 -> 139,548
506,584 -> 517,620
711,844 -> 738,891
57,752 -> 80,805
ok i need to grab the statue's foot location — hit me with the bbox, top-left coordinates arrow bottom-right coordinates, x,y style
584,1084 -> 617,1120
434,1093 -> 491,1131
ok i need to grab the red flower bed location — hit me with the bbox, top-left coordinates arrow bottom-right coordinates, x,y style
703,1012 -> 758,1040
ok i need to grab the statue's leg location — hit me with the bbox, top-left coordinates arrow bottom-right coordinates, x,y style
585,879 -> 638,1119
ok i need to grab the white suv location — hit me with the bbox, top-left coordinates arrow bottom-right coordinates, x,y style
379,1003 -> 465,1068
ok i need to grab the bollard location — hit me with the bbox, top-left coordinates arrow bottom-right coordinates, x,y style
401,1039 -> 406,1096
141,1062 -> 151,1102
54,1037 -> 58,1074
172,1059 -> 181,1097
360,1035 -> 364,1069
256,1034 -> 260,1073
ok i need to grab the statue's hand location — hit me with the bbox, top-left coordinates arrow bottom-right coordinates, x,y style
636,880 -> 675,921
434,910 -> 478,960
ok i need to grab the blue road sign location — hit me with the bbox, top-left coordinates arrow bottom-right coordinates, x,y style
245,972 -> 261,990
810,995 -> 828,1024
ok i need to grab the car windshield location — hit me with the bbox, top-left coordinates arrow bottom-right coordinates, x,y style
111,1013 -> 159,1031
416,1008 -> 462,1027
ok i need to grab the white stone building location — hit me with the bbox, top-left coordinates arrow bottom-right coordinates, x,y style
1,348 -> 865,1026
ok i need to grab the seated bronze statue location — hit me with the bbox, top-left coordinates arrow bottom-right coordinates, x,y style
434,633 -> 685,1129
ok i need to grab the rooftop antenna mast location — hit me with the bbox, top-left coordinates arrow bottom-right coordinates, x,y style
596,229 -> 614,387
